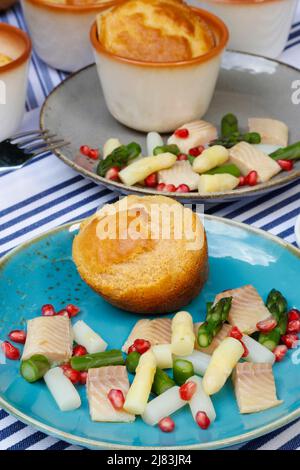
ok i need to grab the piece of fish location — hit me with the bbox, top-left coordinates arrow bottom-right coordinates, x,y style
168,120 -> 217,154
158,161 -> 200,190
214,285 -> 270,335
248,118 -> 288,147
22,315 -> 73,364
229,142 -> 281,183
233,362 -> 282,414
87,366 -> 135,422
194,322 -> 232,355
122,318 -> 172,353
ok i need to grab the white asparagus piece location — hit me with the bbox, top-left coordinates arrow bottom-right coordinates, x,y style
188,375 -> 216,423
192,145 -> 229,174
242,335 -> 275,365
44,367 -> 81,411
176,350 -> 211,376
73,320 -> 107,354
119,153 -> 177,186
152,344 -> 173,369
103,138 -> 121,159
171,311 -> 195,356
198,174 -> 239,193
147,131 -> 164,155
142,386 -> 186,426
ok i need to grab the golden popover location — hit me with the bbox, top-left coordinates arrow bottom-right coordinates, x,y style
97,0 -> 215,62
73,195 -> 208,314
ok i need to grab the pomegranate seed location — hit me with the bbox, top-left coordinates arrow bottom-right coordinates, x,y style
286,320 -> 300,334
80,145 -> 90,156
274,344 -> 288,362
177,153 -> 188,161
88,148 -> 99,160
174,128 -> 189,139
107,389 -> 125,410
256,317 -> 277,333
288,309 -> 300,322
176,184 -> 190,193
164,184 -> 176,192
61,364 -> 81,384
156,183 -> 166,191
105,166 -> 120,181
79,371 -> 88,385
229,326 -> 243,341
241,340 -> 249,358
128,344 -> 137,354
158,417 -> 175,433
278,159 -> 294,171
195,411 -> 211,430
56,309 -> 69,317
8,330 -> 26,344
145,173 -> 158,188
65,304 -> 80,318
281,333 -> 299,349
73,345 -> 87,357
246,170 -> 258,186
179,381 -> 197,401
1,341 -> 20,360
133,338 -> 151,355
189,145 -> 204,157
238,176 -> 246,187
41,304 -> 56,316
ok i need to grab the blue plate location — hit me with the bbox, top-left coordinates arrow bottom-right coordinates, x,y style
0,215 -> 299,449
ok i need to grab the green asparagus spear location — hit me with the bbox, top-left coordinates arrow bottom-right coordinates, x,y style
97,142 -> 141,177
266,289 -> 288,323
258,328 -> 281,351
270,141 -> 300,161
173,359 -> 194,386
197,297 -> 232,348
20,354 -> 50,383
152,368 -> 175,395
126,351 -> 141,374
258,289 -> 288,351
221,113 -> 239,138
153,144 -> 180,156
70,349 -> 124,371
197,322 -> 213,348
205,164 -> 241,177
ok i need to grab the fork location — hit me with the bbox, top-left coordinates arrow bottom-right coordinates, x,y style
0,129 -> 70,172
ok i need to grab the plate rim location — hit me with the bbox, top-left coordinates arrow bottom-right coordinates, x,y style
0,214 -> 300,450
39,50 -> 300,202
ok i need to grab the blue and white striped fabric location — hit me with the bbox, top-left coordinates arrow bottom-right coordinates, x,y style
0,1 -> 300,451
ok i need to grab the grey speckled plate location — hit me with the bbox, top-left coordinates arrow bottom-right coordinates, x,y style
40,51 -> 300,203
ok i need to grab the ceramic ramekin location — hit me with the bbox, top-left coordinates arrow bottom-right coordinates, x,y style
90,7 -> 229,133
0,24 -> 31,142
21,0 -> 123,72
193,0 -> 297,58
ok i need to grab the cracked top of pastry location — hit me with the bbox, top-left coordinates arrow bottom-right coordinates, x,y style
97,0 -> 215,62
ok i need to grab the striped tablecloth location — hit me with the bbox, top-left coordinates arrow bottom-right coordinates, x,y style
0,2 -> 300,451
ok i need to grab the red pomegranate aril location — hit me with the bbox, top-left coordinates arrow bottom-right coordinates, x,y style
88,148 -> 99,160
79,371 -> 88,385
229,326 -> 243,341
176,184 -> 190,193
73,345 -> 87,357
274,344 -> 288,362
286,320 -> 300,334
107,389 -> 125,410
145,173 -> 158,188
158,417 -> 175,433
256,317 -> 277,333
128,344 -> 137,354
66,303 -> 80,318
133,338 -> 151,355
8,330 -> 26,344
277,159 -> 294,171
288,309 -> 300,322
41,304 -> 56,316
241,340 -> 249,358
179,381 -> 197,401
156,183 -> 166,191
61,364 -> 81,384
281,333 -> 298,349
246,170 -> 258,186
177,153 -> 188,161
105,166 -> 120,181
1,341 -> 20,360
195,411 -> 210,430
164,184 -> 176,192
80,145 -> 90,156
56,309 -> 69,317
238,176 -> 246,187
189,145 -> 204,157
174,128 -> 189,139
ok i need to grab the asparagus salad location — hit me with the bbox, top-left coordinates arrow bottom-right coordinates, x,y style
2,285 -> 299,433
78,114 -> 300,194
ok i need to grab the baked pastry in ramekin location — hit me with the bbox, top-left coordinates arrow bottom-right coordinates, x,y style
73,195 -> 208,314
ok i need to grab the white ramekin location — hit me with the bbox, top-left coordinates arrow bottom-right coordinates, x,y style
21,0 -> 123,72
0,24 -> 31,142
193,0 -> 297,58
91,7 -> 229,133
